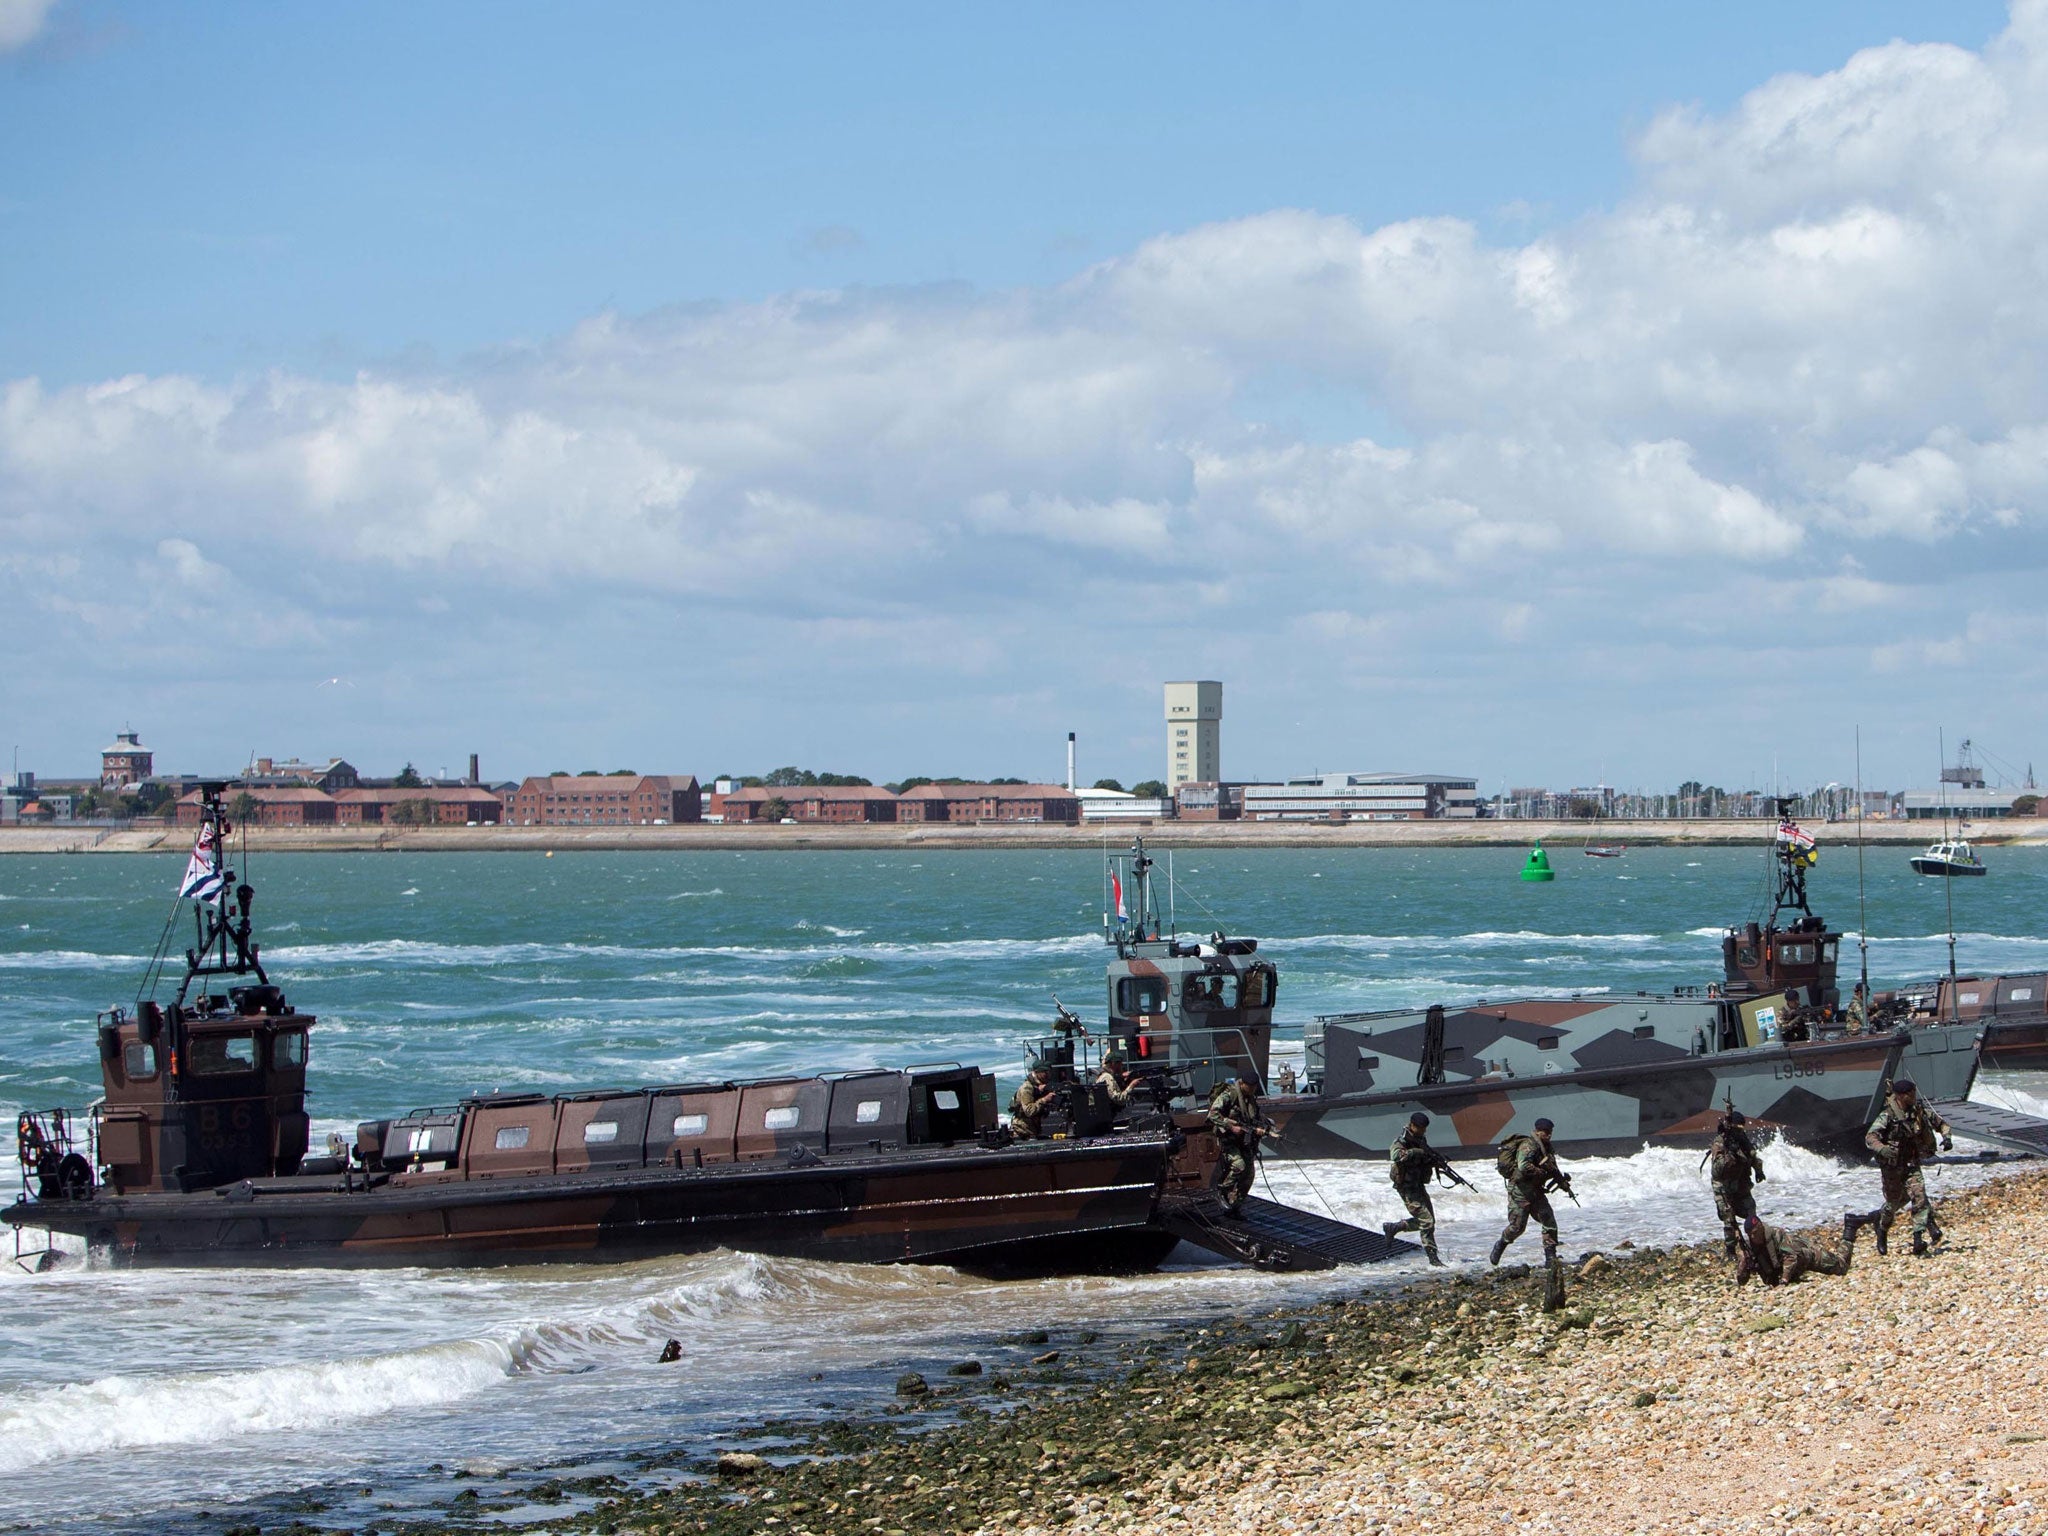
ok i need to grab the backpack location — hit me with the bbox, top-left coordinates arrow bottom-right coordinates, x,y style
1496,1133 -> 1534,1181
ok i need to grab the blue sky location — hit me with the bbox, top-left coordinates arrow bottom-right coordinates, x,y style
2,1 -> 2041,793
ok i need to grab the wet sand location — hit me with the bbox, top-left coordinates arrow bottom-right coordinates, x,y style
358,1170 -> 2047,1536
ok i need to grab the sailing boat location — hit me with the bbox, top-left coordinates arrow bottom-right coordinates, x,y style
1581,785 -> 1625,857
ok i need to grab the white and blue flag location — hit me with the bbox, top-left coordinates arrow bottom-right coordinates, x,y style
178,824 -> 226,902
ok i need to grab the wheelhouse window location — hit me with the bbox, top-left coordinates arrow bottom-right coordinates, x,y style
1239,966 -> 1277,1010
930,1088 -> 961,1112
1776,943 -> 1815,967
273,1030 -> 306,1068
1116,977 -> 1165,1015
188,1032 -> 257,1075
123,1040 -> 159,1079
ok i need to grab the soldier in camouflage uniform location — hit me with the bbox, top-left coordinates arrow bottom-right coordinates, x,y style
1735,1214 -> 1856,1287
1382,1111 -> 1444,1266
1207,1072 -> 1265,1217
1706,1108 -> 1767,1259
1857,1076 -> 1953,1256
1093,1052 -> 1136,1110
1008,1064 -> 1057,1140
1490,1117 -> 1571,1267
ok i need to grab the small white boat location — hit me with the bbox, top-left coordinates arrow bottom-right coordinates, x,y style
1910,838 -> 1986,877
1583,843 -> 1626,859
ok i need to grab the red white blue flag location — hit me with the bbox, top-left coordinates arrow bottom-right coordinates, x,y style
179,823 -> 226,901
1776,819 -> 1816,852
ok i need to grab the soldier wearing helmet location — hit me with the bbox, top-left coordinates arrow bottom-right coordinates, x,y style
1706,1107 -> 1767,1259
1855,1077 -> 1953,1256
1383,1110 -> 1445,1266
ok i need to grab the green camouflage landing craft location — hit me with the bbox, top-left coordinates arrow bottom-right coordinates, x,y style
1087,823 -> 1994,1164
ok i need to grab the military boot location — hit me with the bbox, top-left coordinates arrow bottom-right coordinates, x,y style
1488,1237 -> 1507,1266
1382,1219 -> 1407,1240
1722,1233 -> 1739,1260
1872,1212 -> 1891,1256
1424,1241 -> 1445,1268
1841,1211 -> 1865,1248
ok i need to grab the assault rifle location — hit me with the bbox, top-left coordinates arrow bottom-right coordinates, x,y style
1424,1146 -> 1477,1192
1547,1171 -> 1581,1207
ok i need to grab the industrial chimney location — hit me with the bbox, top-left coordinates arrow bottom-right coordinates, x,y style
468,753 -> 480,785
1066,732 -> 1076,792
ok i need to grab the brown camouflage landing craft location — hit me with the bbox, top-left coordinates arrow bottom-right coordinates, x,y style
7,788 -> 1408,1276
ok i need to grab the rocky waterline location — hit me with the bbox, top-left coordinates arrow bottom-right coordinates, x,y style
228,1171 -> 2048,1536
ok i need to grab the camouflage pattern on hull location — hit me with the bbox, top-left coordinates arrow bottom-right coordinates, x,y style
1271,1036 -> 1899,1160
1287,990 -> 1980,1160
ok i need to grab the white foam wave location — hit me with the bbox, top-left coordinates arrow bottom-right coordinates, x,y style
0,1250 -> 803,1474
1285,930 -> 1666,951
0,950 -> 146,970
0,1337 -> 517,1474
262,932 -> 1098,969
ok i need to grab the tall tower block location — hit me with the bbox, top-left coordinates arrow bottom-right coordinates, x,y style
1163,681 -> 1222,793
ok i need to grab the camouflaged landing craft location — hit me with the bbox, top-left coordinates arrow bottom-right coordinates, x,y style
1088,829 -> 1982,1163
5,789 -> 1397,1275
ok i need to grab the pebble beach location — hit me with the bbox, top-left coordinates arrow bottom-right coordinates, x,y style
464,1170 -> 2048,1536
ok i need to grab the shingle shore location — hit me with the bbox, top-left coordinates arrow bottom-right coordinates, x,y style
371,1171 -> 2048,1536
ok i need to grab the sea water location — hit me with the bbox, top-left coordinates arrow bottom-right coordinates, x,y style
0,843 -> 2043,1531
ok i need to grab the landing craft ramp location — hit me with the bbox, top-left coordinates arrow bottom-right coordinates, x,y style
1931,1098 -> 2048,1158
1160,1193 -> 1418,1271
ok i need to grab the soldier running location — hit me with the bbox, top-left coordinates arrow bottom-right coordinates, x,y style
1491,1117 -> 1571,1267
1383,1110 -> 1445,1266
1008,1063 -> 1057,1140
1736,1214 -> 1857,1287
1207,1071 -> 1265,1218
1854,1076 -> 1953,1256
1706,1107 -> 1767,1258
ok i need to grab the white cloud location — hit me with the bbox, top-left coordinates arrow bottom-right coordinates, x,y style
9,5 -> 2048,777
0,0 -> 55,52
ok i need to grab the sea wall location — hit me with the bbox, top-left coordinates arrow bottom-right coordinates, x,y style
4,817 -> 2039,855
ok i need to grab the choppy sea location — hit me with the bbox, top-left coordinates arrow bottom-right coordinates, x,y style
1,843 -> 2043,1532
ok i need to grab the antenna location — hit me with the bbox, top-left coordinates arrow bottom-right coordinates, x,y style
1855,726 -> 1869,995
1941,728 -> 1957,1015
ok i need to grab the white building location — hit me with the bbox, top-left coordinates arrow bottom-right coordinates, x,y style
1164,680 -> 1221,793
1242,771 -> 1480,821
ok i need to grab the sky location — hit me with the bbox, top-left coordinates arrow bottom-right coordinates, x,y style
2,0 -> 2042,794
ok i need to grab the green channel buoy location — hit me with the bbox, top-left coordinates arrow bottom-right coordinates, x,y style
1520,843 -> 1555,882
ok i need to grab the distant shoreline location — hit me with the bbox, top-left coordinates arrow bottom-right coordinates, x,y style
3,817 -> 2040,855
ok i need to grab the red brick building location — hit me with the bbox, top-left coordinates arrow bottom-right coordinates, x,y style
101,731 -> 153,789
893,784 -> 1080,824
335,787 -> 505,825
504,775 -> 701,826
180,787 -> 338,826
720,785 -> 899,823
